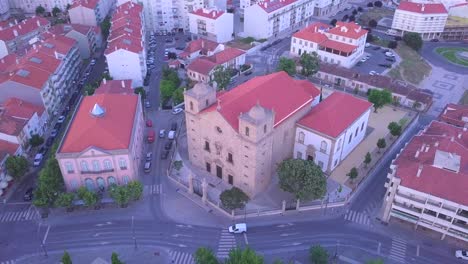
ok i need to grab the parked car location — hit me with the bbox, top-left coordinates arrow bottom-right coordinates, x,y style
176,46 -> 185,50
146,120 -> 153,127
378,63 -> 392,68
90,59 -> 96,65
171,122 -> 178,131
228,223 -> 247,234
54,122 -> 62,131
57,115 -> 65,123
430,39 -> 439,42
456,250 -> 468,260
369,70 -> 377,76
161,150 -> 169,159
147,130 -> 155,143
159,129 -> 166,138
385,51 -> 395,57
244,71 -> 253,76
386,58 -> 396,62
33,153 -> 43,167
165,141 -> 173,150
373,46 -> 381,50
365,43 -> 370,48
360,58 -> 367,63
146,152 -> 153,161
168,130 -> 176,140
23,188 -> 34,201
50,129 -> 58,137
172,108 -> 183,115
144,161 -> 152,173
145,100 -> 151,108
46,137 -> 54,147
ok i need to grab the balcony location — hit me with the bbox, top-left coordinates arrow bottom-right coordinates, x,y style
81,168 -> 114,175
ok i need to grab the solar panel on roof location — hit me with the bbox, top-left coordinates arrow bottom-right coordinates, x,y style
44,43 -> 55,48
16,69 -> 30,77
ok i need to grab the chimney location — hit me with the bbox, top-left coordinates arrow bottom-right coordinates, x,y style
15,58 -> 19,64
201,40 -> 205,48
414,150 -> 420,158
54,51 -> 59,59
265,2 -> 268,8
121,80 -> 125,88
37,19 -> 41,27
18,25 -> 22,30
33,44 -> 37,50
421,4 -> 425,12
458,133 -> 462,139
416,165 -> 423,177
425,145 -> 429,152
213,11 -> 217,17
420,143 -> 425,152
13,29 -> 18,37
14,19 -> 18,25
103,78 -> 107,84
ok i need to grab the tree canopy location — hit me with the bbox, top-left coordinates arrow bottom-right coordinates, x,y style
127,181 -> 143,201
277,159 -> 327,201
52,7 -> 61,17
100,16 -> 111,37
111,252 -> 124,264
276,57 -> 296,76
364,152 -> 372,167
55,192 -> 75,209
368,19 -> 377,28
172,88 -> 184,104
212,66 -> 231,90
347,167 -> 358,181
225,247 -> 264,264
403,32 -> 423,51
62,251 -> 72,264
29,134 -> 44,147
309,245 -> 329,264
109,185 -> 130,208
194,247 -> 218,264
220,187 -> 250,211
160,79 -> 178,102
374,1 -> 383,7
300,52 -> 320,77
330,19 -> 337,26
5,156 -> 28,178
368,89 -> 392,112
377,138 -> 387,152
133,87 -> 146,100
33,157 -> 64,207
35,5 -> 45,15
388,121 -> 402,137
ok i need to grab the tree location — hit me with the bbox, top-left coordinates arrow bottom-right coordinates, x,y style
388,40 -> 398,49
66,4 -> 71,10
367,2 -> 374,7
33,157 -> 64,207
172,88 -> 184,104
54,192 -> 75,211
413,101 -> 422,110
84,84 -> 96,96
342,14 -> 349,21
366,259 -> 384,264
101,16 -> 111,37
5,156 -> 29,178
368,19 -> 377,28
127,181 -> 143,201
133,87 -> 146,100
377,138 -> 386,153
111,252 -> 124,264
220,187 -> 250,211
77,186 -> 88,200
309,245 -> 328,264
403,32 -> 423,51
388,121 -> 402,138
109,185 -> 130,207
374,1 -> 383,7
277,159 -> 327,201
347,167 -> 358,181
349,15 -> 356,22
194,247 -> 218,264
358,7 -> 363,12
225,247 -> 264,264
366,33 -> 374,43
368,89 -> 392,112
160,79 -> 177,102
352,9 -> 358,15
300,52 -> 320,77
82,190 -> 99,208
62,251 -> 72,264
212,65 -> 231,90
173,160 -> 183,172
29,134 -> 44,147
36,5 -> 45,15
330,18 -> 337,26
364,152 -> 372,168
162,67 -> 181,87
276,57 -> 296,76
52,7 -> 61,17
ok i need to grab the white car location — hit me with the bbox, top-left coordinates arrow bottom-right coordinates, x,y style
172,108 -> 183,115
159,129 -> 166,138
385,51 -> 394,57
369,71 -> 377,76
365,43 -> 370,48
90,59 -> 96,65
228,223 -> 247,234
33,153 -> 43,167
360,58 -> 367,63
456,250 -> 468,260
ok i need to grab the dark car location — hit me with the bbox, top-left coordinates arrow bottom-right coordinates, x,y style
165,141 -> 173,150
171,122 -> 178,131
46,137 -> 54,147
386,58 -> 395,62
272,39 -> 282,45
378,63 -> 392,68
373,46 -> 381,50
50,129 -> 58,137
54,122 -> 62,130
186,37 -> 192,42
161,150 -> 169,160
165,38 -> 173,43
38,146 -> 48,155
176,46 -> 185,50
24,188 -> 34,201
430,39 -> 439,42
244,71 -> 253,76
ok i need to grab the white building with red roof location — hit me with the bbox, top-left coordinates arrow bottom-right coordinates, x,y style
391,1 -> 448,40
69,0 -> 114,27
290,21 -> 368,68
0,17 -> 50,59
313,0 -> 346,16
244,0 -> 315,39
184,71 -> 321,196
105,1 -> 146,88
49,24 -> 103,59
294,92 -> 372,173
189,8 -> 234,43
179,39 -> 224,62
382,117 -> 468,242
56,90 -> 144,191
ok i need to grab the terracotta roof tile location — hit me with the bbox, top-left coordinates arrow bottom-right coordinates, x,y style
206,47 -> 245,64
70,0 -> 99,10
191,8 -> 225,20
3,98 -> 44,118
293,22 -> 330,43
320,39 -> 357,53
438,103 -> 468,127
185,39 -> 220,53
95,80 -> 133,94
0,17 -> 49,42
0,140 -> 19,161
187,58 -> 217,75
0,114 -> 27,136
397,1 -> 448,14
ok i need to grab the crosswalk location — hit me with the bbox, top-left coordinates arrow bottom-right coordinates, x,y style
216,229 -> 237,259
363,200 -> 381,215
344,209 -> 372,226
0,259 -> 16,264
0,207 -> 39,223
389,237 -> 407,263
169,250 -> 194,264
144,184 -> 162,195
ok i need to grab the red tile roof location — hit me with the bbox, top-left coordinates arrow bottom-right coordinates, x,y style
60,93 -> 139,153
191,9 -> 225,20
206,47 -> 245,64
105,34 -> 143,54
185,39 -> 220,53
328,22 -> 368,40
49,24 -> 97,36
3,98 -> 45,118
294,22 -> 367,49
438,103 -> 468,127
298,92 -> 372,138
95,80 -> 133,94
320,39 -> 357,53
293,22 -> 330,42
397,1 -> 448,14
0,17 -> 50,42
187,58 -> 217,75
0,115 -> 27,136
202,72 -> 320,130
40,34 -> 77,55
70,0 -> 99,10
0,140 -> 19,162
393,120 -> 468,205
257,0 -> 297,13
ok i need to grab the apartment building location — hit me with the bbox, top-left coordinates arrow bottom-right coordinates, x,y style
290,21 -> 367,68
184,72 -> 321,196
105,1 -> 146,87
0,34 -> 82,116
382,118 -> 468,242
189,8 -> 234,43
56,90 -> 144,191
49,24 -> 102,59
244,0 -> 315,39
0,17 -> 51,59
8,0 -> 72,14
294,92 -> 372,173
391,1 -> 448,40
69,0 -> 114,27
0,0 -> 9,20
313,0 -> 345,16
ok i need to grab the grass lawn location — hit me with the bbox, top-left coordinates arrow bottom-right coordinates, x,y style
435,47 -> 468,67
392,44 -> 431,85
371,37 -> 389,48
226,39 -> 252,50
358,7 -> 394,27
388,66 -> 404,81
459,90 -> 468,105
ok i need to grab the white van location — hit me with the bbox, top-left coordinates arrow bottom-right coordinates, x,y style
33,153 -> 43,167
228,223 -> 247,234
168,130 -> 176,140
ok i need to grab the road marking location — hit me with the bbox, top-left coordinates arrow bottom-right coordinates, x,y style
377,242 -> 381,254
280,232 -> 299,237
0,260 -> 16,264
42,225 -> 51,244
169,251 -> 194,264
243,233 -> 249,245
416,245 -> 420,257
171,234 -> 193,238
95,222 -> 113,227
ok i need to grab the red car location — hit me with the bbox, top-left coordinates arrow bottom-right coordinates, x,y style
146,120 -> 153,127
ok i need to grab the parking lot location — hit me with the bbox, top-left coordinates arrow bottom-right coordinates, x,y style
353,44 -> 396,75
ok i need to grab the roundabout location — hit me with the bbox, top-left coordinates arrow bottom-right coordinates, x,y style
435,46 -> 468,67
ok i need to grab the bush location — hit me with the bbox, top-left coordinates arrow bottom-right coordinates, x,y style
368,19 -> 377,28
403,32 -> 423,51
366,34 -> 374,43
388,41 -> 398,49
367,2 -> 373,7
358,7 -> 363,12
374,1 -> 383,7
330,19 -> 337,26
349,15 -> 356,22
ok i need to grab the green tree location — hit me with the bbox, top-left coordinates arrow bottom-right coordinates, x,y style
309,245 -> 328,264
172,88 -> 184,104
225,247 -> 264,264
367,2 -> 374,7
101,16 -> 111,37
5,156 -> 29,178
162,67 -> 181,87
387,121 -> 402,138
347,167 -> 358,181
102,72 -> 113,81
212,65 -> 232,90
413,101 -> 422,110
109,185 -> 130,207
111,252 -> 124,264
82,190 -> 99,208
84,84 -> 96,96
52,7 -> 61,17
366,259 -> 384,264
352,9 -> 358,15
160,79 -> 177,102
35,5 -> 45,15
368,89 -> 392,112
77,186 -> 88,200
33,157 -> 64,207
220,187 -> 250,211
173,160 -> 183,172
54,192 -> 75,210
62,251 -> 72,264
29,134 -> 44,147
300,52 -> 320,77
127,181 -> 143,201
277,57 -> 296,76
330,18 -> 337,26
374,1 -> 383,7
377,138 -> 386,153
277,159 -> 327,201
133,87 -> 146,100
364,152 -> 372,168
368,19 -> 377,28
403,32 -> 423,51
366,33 -> 374,43
194,247 -> 218,264
388,40 -> 398,49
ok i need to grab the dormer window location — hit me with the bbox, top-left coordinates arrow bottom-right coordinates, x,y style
264,124 -> 267,134
245,127 -> 250,136
190,101 -> 193,110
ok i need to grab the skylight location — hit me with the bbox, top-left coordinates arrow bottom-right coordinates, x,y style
29,57 -> 42,64
123,39 -> 132,45
16,69 -> 30,77
44,43 -> 55,49
124,28 -> 133,33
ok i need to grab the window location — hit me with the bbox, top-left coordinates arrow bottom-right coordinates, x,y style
355,127 -> 358,137
65,162 -> 74,173
81,161 -> 89,172
337,138 -> 342,151
123,175 -> 130,185
85,178 -> 94,190
227,153 -> 233,163
334,160 -> 338,166
297,151 -> 303,159
298,132 -> 305,144
245,127 -> 249,136
189,101 -> 193,110
264,124 -> 267,134
70,179 -> 78,190
320,141 -> 327,153
318,161 -> 324,169
348,134 -> 352,143
205,99 -> 209,107
206,162 -> 211,172
97,177 -> 105,189
204,141 -> 210,152
107,176 -> 116,186
361,122 -> 365,131
103,159 -> 112,170
119,158 -> 127,170
216,126 -> 222,133
92,160 -> 100,171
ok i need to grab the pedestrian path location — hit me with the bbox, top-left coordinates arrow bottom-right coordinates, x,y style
169,250 -> 194,264
0,207 -> 39,223
0,259 -> 16,264
144,184 -> 162,195
389,237 -> 407,263
344,209 -> 372,226
216,229 -> 236,259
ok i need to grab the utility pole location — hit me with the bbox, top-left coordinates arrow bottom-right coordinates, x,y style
131,216 -> 137,250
